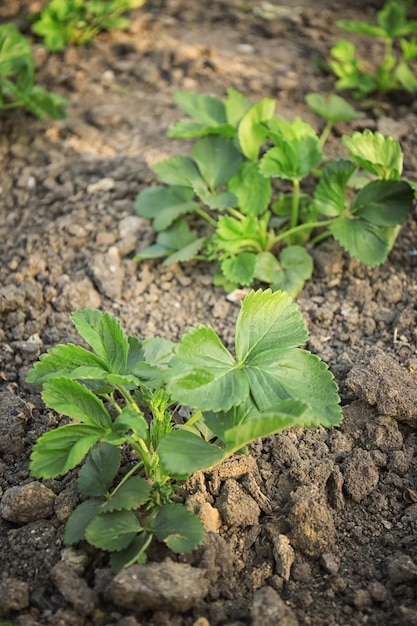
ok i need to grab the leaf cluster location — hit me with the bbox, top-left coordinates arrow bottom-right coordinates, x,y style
134,88 -> 414,296
0,23 -> 68,119
26,289 -> 342,570
31,0 -> 146,51
330,0 -> 417,98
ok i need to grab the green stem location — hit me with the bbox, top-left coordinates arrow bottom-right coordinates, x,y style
310,230 -> 332,245
186,410 -> 203,427
122,533 -> 153,569
196,207 -> 217,227
227,207 -> 245,220
273,218 -> 334,245
128,437 -> 153,477
109,460 -> 144,497
318,121 -> 333,150
290,178 -> 300,231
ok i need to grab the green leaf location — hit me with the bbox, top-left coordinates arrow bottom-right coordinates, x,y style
25,343 -> 107,385
134,186 -> 199,231
30,424 -> 104,478
244,348 -> 342,426
222,399 -> 308,452
102,476 -> 151,512
352,180 -> 414,226
329,217 -> 392,265
135,219 -> 200,263
225,87 -> 252,125
228,161 -> 272,216
150,503 -> 205,553
125,336 -> 145,373
158,429 -> 226,478
64,500 -> 103,545
111,406 -> 149,440
167,326 -> 249,412
312,159 -> 356,217
395,60 -> 417,91
235,288 -> 308,363
336,18 -> 386,39
41,378 -> 112,428
71,309 -> 128,374
221,252 -> 257,286
260,136 -> 323,180
192,136 -> 243,191
77,443 -> 121,496
342,130 -> 403,180
152,156 -> 202,187
85,510 -> 141,551
305,92 -> 365,123
238,97 -> 276,160
172,91 -> 227,126
168,120 -> 235,139
163,237 -> 206,266
270,246 -> 314,297
253,251 -> 281,283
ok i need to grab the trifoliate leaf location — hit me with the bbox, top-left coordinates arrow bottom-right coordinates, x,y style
342,130 -> 403,180
150,503 -> 205,553
77,443 -> 121,496
158,429 -> 226,478
71,309 -> 128,374
85,510 -> 141,552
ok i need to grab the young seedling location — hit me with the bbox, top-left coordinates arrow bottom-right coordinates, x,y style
134,89 -> 415,296
0,23 -> 68,119
26,289 -> 342,570
31,0 -> 146,51
330,0 -> 417,98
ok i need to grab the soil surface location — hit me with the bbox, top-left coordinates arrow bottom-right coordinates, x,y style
1,1 -> 417,625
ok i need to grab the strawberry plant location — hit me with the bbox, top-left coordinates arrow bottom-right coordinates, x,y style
329,0 -> 417,98
26,289 -> 342,570
31,0 -> 146,51
0,23 -> 68,119
134,89 -> 414,296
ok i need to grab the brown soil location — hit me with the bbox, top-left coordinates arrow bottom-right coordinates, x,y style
1,1 -> 417,625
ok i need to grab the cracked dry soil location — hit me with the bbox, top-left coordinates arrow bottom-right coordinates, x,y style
1,1 -> 417,625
